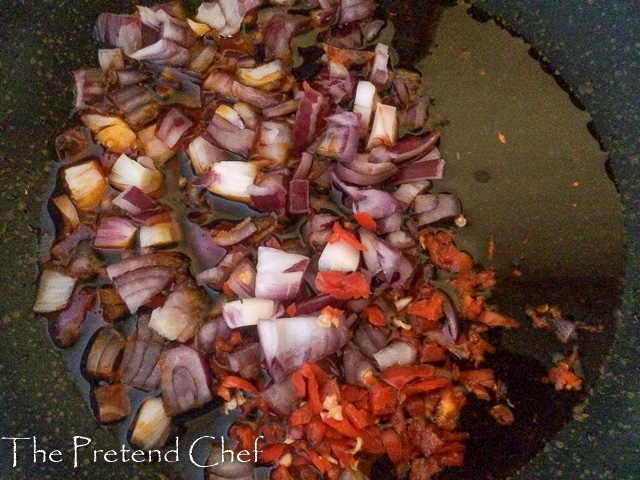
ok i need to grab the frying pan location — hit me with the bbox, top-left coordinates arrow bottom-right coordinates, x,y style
0,0 -> 638,479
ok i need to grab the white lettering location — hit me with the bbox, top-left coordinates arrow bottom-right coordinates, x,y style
73,436 -> 91,468
254,435 -> 264,462
189,435 -> 216,468
1,437 -> 30,467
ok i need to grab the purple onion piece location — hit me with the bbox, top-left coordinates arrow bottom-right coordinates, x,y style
254,246 -> 310,301
258,314 -> 350,382
183,221 -> 228,273
415,193 -> 462,226
343,345 -> 374,386
389,158 -> 444,186
353,323 -> 389,357
159,345 -> 213,416
288,179 -> 311,214
120,313 -> 165,391
369,130 -> 440,164
438,289 -> 460,343
226,343 -> 263,380
261,378 -> 298,417
49,287 -> 96,348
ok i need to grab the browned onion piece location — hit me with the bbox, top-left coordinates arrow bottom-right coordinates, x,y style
149,281 -> 209,342
196,245 -> 249,289
129,39 -> 190,67
85,327 -> 126,382
129,397 -> 172,451
95,13 -> 144,55
159,345 -> 213,416
338,0 -> 376,24
155,108 -> 193,149
93,215 -> 137,249
292,82 -> 328,154
73,68 -> 107,109
225,258 -> 257,299
120,313 -> 165,392
93,383 -> 131,424
48,287 -> 96,348
210,217 -> 257,247
369,131 -> 440,164
51,223 -> 94,261
263,13 -> 310,65
98,286 -> 128,324
54,126 -> 98,164
106,251 -> 189,280
206,111 -> 257,157
108,85 -> 160,128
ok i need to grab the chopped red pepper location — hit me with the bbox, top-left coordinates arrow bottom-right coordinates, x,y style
408,295 -> 444,322
221,375 -> 259,395
369,382 -> 397,416
327,222 -> 367,251
291,369 -> 306,398
380,365 -> 437,390
306,417 -> 327,445
364,304 -> 387,327
401,377 -> 450,397
291,402 -> 315,426
343,402 -> 370,430
286,303 -> 297,316
381,428 -> 405,464
354,211 -> 377,231
258,443 -> 288,464
315,270 -> 371,300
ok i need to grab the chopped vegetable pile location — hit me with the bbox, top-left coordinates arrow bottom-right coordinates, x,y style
33,0 -> 582,479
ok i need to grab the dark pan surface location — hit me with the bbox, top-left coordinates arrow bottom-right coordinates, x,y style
0,1 -> 638,479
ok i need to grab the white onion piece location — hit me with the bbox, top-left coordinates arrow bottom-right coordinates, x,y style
353,80 -> 377,138
98,48 -> 125,71
318,238 -> 361,273
187,136 -> 228,175
81,114 -> 137,153
109,154 -> 164,197
139,220 -> 181,249
149,283 -> 209,342
138,124 -> 174,165
94,384 -> 130,424
237,59 -> 285,87
206,161 -> 258,202
130,397 -> 172,451
33,268 -> 77,313
85,327 -> 126,381
373,341 -> 417,370
367,103 -> 397,150
51,194 -> 80,229
254,246 -> 310,301
63,160 -> 107,210
258,314 -> 350,382
223,298 -> 280,329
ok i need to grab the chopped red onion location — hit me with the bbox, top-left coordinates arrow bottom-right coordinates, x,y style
376,211 -> 403,234
211,218 -> 257,247
254,246 -> 310,301
352,322 -> 389,357
159,345 -> 213,416
369,43 -> 389,89
288,179 -> 311,214
94,383 -> 131,424
367,103 -> 397,150
343,345 -> 374,386
33,268 -> 78,314
120,313 -> 165,391
223,298 -> 281,329
95,13 -> 143,55
292,152 -> 314,180
258,314 -> 350,381
51,223 -> 94,260
155,108 -> 193,149
414,193 -> 462,226
292,82 -> 328,153
439,290 -> 460,343
313,111 -> 360,162
195,316 -> 231,354
333,160 -> 397,186
206,109 -> 256,157
196,0 -> 261,37
48,287 -> 96,348
263,13 -> 311,64
294,294 -> 344,316
113,186 -> 158,215
369,131 -> 440,164
109,154 -> 164,197
85,327 -> 126,382
393,180 -> 431,208
93,216 -> 137,249
338,0 -> 376,24
263,99 -> 299,119
373,341 -> 417,370
108,84 -> 160,128
196,245 -> 250,289
261,378 -> 298,416
112,265 -> 176,313
63,159 -> 108,210
254,121 -> 293,166
226,343 -> 263,380
389,158 -> 444,186
187,136 -> 230,176
129,38 -> 190,67
130,397 -> 172,450
359,229 -> 403,282
149,282 -> 209,342
248,175 -> 287,214
318,238 -> 361,272
73,69 -> 107,109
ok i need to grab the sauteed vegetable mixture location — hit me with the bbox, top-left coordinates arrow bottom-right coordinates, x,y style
33,0 -> 582,478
